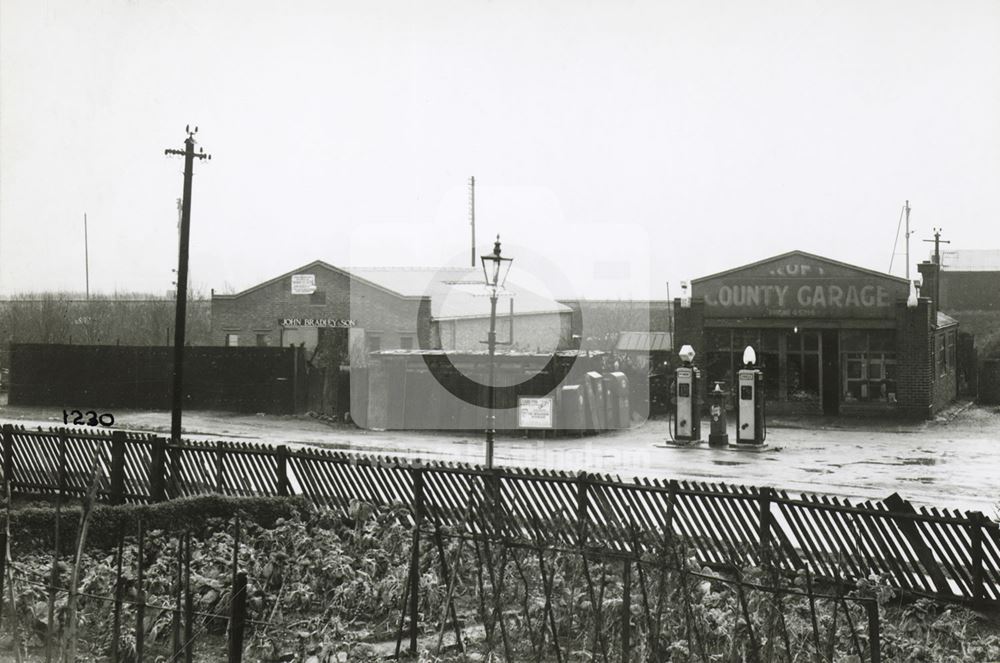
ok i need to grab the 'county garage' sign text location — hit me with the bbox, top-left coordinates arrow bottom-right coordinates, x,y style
694,254 -> 909,320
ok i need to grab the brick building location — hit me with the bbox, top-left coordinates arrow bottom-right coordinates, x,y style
210,261 -> 431,364
210,261 -> 572,358
673,250 -> 957,418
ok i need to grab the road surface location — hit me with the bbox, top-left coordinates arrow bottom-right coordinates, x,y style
2,400 -> 998,514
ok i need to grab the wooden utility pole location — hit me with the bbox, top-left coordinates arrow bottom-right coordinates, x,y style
165,126 -> 211,444
923,227 -> 950,265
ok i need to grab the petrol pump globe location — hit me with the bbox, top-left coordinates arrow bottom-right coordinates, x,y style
742,345 -> 756,367
678,344 -> 696,364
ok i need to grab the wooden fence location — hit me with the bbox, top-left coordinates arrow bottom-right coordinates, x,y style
3,423 -> 999,608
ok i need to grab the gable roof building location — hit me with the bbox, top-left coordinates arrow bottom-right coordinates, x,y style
675,250 -> 958,419
210,260 -> 572,356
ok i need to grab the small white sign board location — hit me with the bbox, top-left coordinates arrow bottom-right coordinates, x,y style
518,396 -> 554,429
291,274 -> 317,294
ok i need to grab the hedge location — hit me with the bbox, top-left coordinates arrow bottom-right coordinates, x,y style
6,494 -> 314,553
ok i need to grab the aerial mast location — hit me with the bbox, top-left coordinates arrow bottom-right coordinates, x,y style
904,200 -> 911,280
469,176 -> 476,268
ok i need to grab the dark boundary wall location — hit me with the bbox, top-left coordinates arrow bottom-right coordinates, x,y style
9,343 -> 306,413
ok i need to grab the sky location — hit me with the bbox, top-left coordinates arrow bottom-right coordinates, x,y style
1,0 -> 998,301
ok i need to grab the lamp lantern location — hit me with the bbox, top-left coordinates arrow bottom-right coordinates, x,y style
742,345 -> 756,367
481,234 -> 513,290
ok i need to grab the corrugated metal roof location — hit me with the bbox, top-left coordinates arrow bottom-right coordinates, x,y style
345,267 -> 571,320
939,250 -> 1000,271
616,331 -> 673,352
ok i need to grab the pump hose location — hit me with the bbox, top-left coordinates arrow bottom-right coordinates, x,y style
761,389 -> 767,442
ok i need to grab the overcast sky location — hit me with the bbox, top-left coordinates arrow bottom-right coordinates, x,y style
2,0 -> 998,301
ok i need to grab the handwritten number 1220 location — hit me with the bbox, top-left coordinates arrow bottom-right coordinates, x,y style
63,410 -> 115,427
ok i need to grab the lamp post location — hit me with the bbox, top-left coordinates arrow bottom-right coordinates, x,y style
481,235 -> 513,469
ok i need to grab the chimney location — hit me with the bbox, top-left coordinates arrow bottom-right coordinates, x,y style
916,260 -> 939,322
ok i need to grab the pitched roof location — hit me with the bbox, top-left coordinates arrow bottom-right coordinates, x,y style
212,261 -> 569,320
345,266 -> 571,320
937,311 -> 959,328
692,250 -> 909,285
211,260 -> 422,301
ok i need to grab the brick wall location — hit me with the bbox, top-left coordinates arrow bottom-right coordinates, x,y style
894,298 -> 934,418
211,265 -> 429,351
917,261 -> 939,320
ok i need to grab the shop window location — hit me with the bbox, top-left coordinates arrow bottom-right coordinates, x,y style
760,349 -> 779,396
225,334 -> 239,347
784,330 -> 820,402
760,330 -> 780,352
705,329 -> 732,351
734,330 -> 755,349
706,352 -> 734,390
786,353 -> 819,402
842,331 -> 897,403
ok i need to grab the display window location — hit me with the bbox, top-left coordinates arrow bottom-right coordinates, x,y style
841,330 -> 896,403
786,330 -> 820,403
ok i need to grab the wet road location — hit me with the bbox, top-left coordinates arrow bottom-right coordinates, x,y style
3,401 -> 998,514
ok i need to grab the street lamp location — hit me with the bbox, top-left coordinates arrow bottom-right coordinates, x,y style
481,234 -> 513,469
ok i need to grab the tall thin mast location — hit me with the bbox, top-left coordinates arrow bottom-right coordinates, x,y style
904,200 -> 911,280
84,213 -> 90,300
469,176 -> 476,268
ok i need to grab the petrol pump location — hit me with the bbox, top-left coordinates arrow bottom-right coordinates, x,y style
736,345 -> 766,445
671,345 -> 701,443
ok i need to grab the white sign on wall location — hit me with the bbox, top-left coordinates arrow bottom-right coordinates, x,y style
291,274 -> 317,294
518,397 -> 554,429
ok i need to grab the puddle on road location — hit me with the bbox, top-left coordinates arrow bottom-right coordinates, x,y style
803,467 -> 831,474
900,476 -> 936,484
899,457 -> 937,466
711,460 -> 747,466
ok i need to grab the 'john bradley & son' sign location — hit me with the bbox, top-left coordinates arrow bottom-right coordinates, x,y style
694,252 -> 910,319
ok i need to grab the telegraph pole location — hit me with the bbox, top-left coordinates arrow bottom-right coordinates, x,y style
165,126 -> 211,444
923,227 -> 950,265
